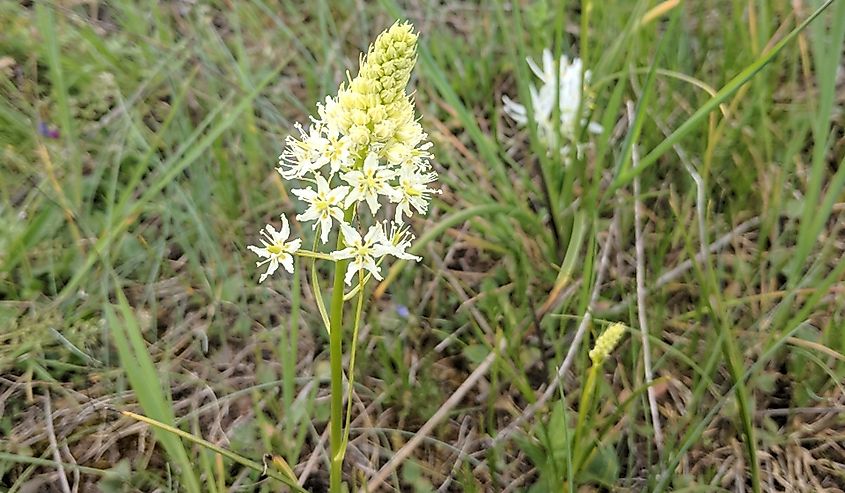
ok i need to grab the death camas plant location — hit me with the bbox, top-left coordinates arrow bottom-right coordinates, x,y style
503,49 -> 602,161
248,21 -> 437,492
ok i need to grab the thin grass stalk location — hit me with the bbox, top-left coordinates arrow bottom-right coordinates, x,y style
609,0 -> 836,193
628,100 -> 664,454
694,181 -> 762,490
717,314 -> 761,492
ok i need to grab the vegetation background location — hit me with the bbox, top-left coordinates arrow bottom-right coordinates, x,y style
1,0 -> 844,491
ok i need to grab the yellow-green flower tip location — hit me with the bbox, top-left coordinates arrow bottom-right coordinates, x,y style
360,21 -> 417,103
589,323 -> 627,365
332,21 -> 421,155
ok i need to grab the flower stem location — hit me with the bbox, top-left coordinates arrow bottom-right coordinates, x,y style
296,249 -> 336,261
572,363 -> 599,469
328,209 -> 354,493
341,272 -> 366,449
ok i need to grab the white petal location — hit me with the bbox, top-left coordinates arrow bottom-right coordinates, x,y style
280,254 -> 294,274
363,152 -> 379,172
330,206 -> 349,222
315,175 -> 331,193
288,238 -> 303,253
363,223 -> 383,245
362,257 -> 382,280
344,265 -> 358,285
410,195 -> 429,215
542,49 -> 554,82
339,223 -> 361,245
328,185 -> 349,204
319,216 -> 332,244
291,187 -> 317,201
372,243 -> 392,258
526,55 -> 545,82
247,245 -> 270,258
344,189 -> 362,209
277,166 -> 297,180
395,248 -> 421,262
296,208 -> 320,223
332,247 -> 355,260
395,202 -> 409,224
341,170 -> 363,187
365,193 -> 381,214
259,258 -> 279,283
278,215 -> 290,241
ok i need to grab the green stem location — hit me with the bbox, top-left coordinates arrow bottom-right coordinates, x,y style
296,249 -> 337,261
329,209 -> 354,493
572,364 -> 599,476
341,272 -> 366,449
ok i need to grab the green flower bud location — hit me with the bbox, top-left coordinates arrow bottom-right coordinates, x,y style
589,323 -> 627,366
328,21 -> 420,152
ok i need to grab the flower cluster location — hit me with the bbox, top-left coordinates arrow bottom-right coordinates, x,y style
589,323 -> 627,365
250,21 -> 437,285
503,49 -> 602,159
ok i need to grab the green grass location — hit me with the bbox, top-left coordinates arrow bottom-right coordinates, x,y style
2,0 -> 845,491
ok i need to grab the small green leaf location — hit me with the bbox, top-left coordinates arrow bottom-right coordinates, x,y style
463,344 -> 490,366
578,442 -> 620,487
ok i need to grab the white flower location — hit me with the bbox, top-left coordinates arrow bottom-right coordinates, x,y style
332,223 -> 388,285
321,127 -> 352,173
503,49 -> 602,149
379,222 -> 421,261
341,152 -> 396,214
317,95 -> 347,136
247,215 -> 302,282
292,175 -> 349,244
386,139 -> 434,169
278,123 -> 329,179
391,166 -> 439,224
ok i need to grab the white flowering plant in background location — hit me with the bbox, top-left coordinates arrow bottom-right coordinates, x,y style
246,21 -> 438,493
503,48 -> 602,160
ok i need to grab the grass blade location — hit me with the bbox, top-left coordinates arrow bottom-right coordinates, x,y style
610,0 -> 837,193
120,410 -> 306,492
105,286 -> 201,493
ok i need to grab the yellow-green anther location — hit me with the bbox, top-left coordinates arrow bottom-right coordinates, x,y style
589,323 -> 627,366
